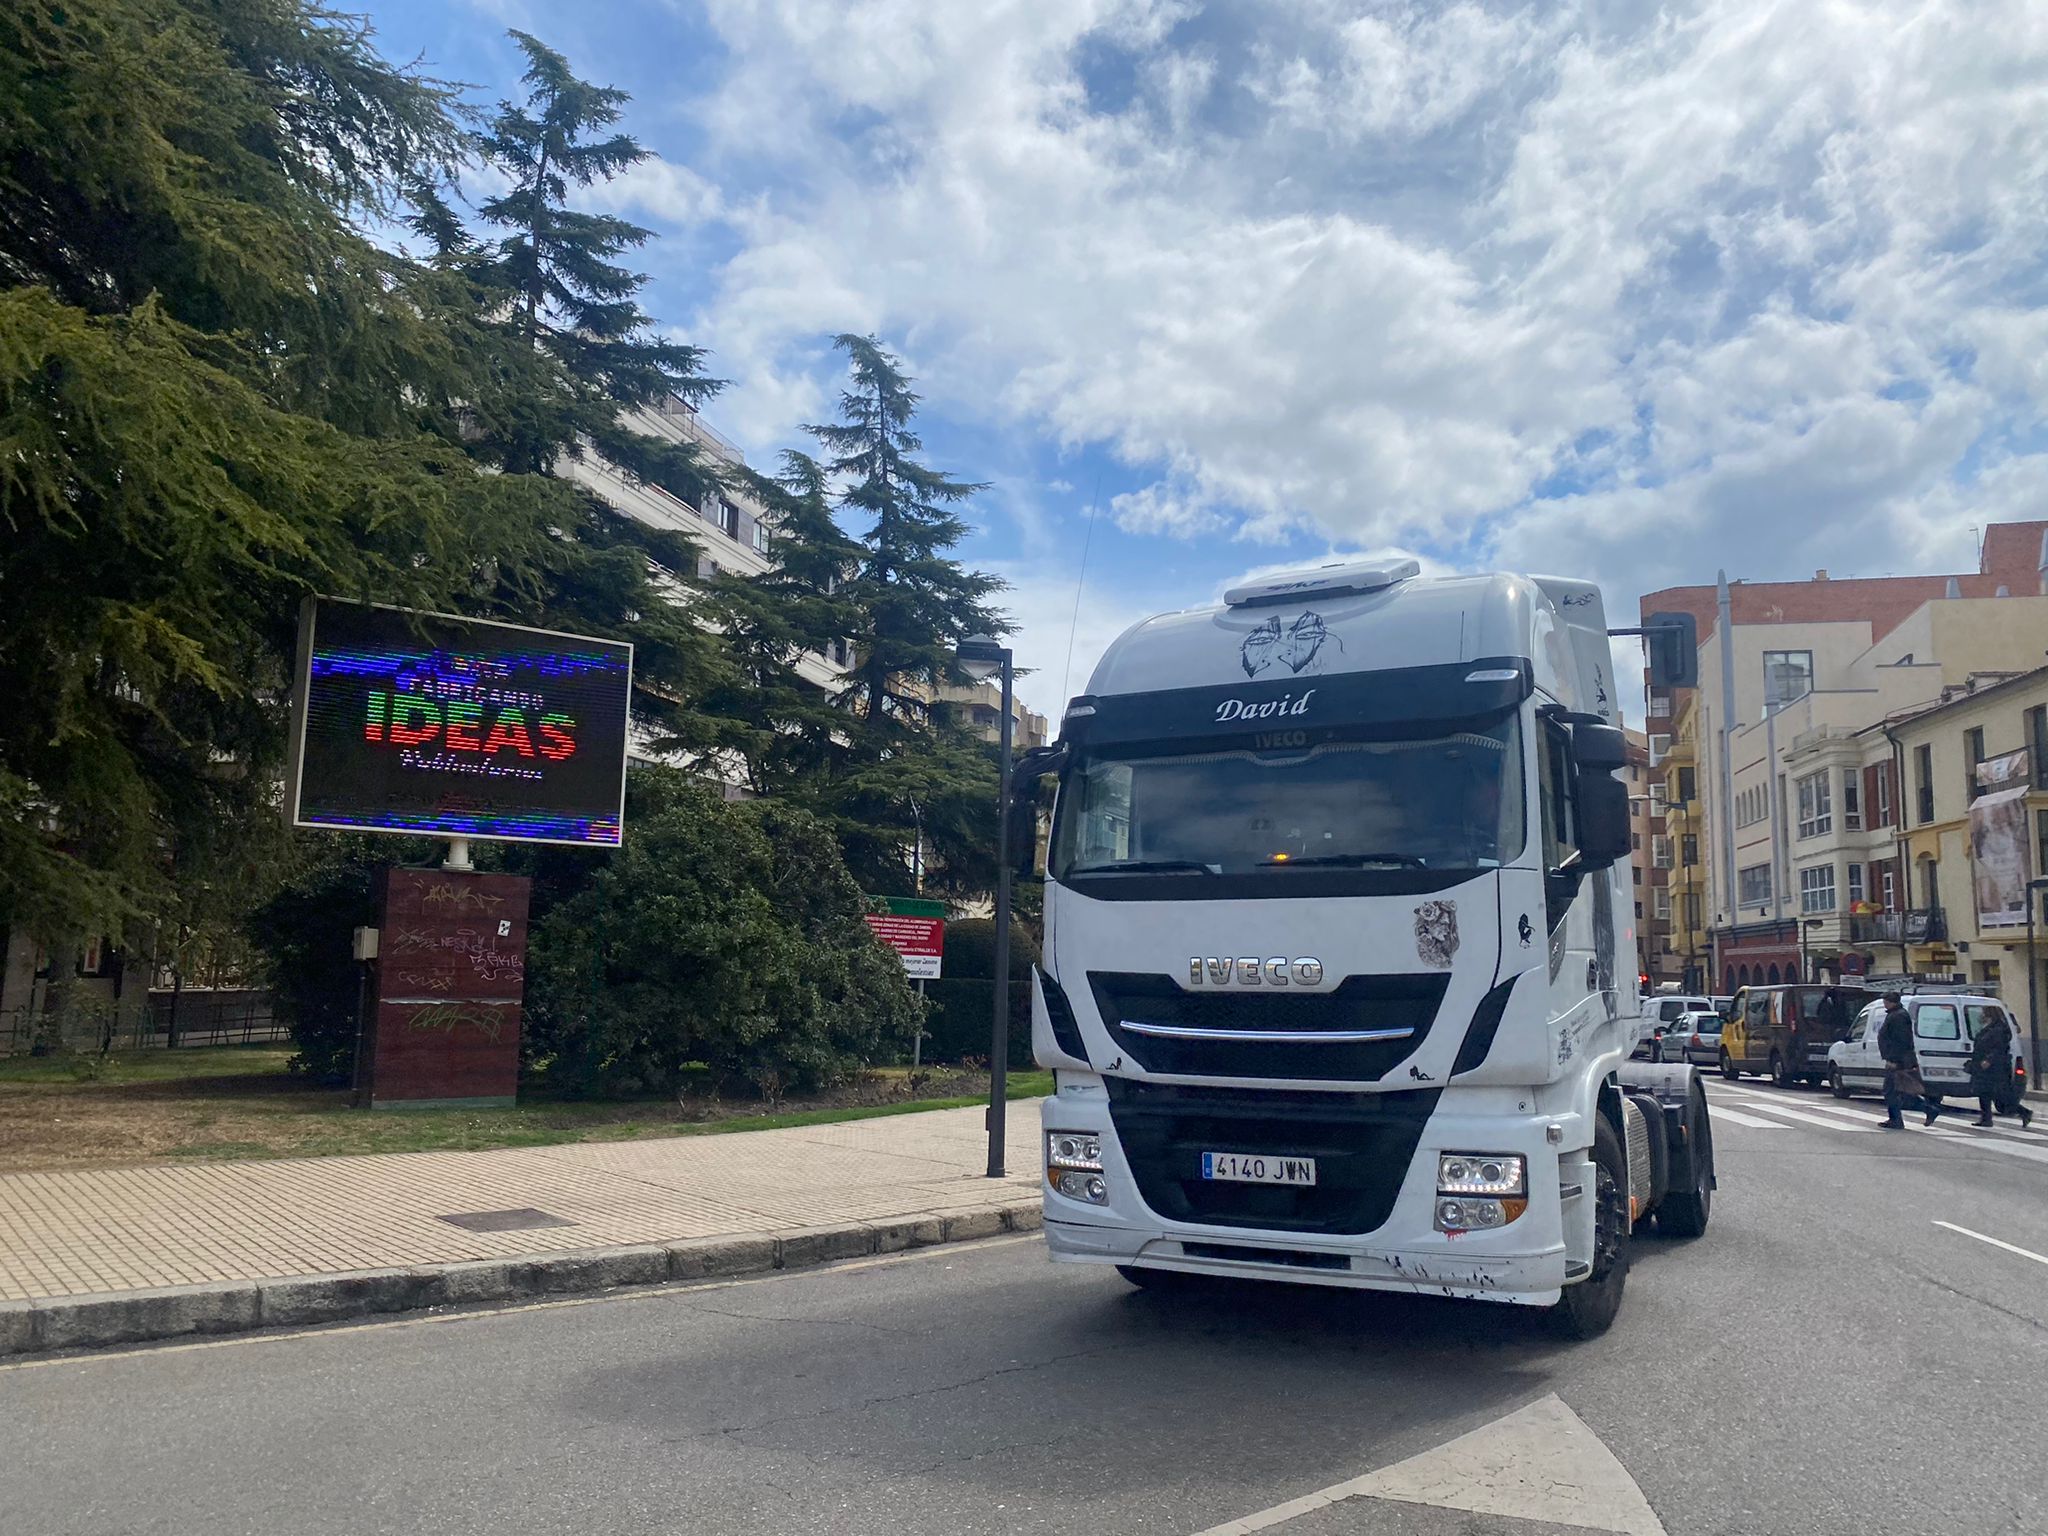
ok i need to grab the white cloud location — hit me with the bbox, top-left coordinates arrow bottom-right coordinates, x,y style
660,0 -> 2048,637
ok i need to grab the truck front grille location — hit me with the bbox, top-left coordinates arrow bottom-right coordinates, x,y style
1089,971 -> 1449,1081
1105,1079 -> 1440,1237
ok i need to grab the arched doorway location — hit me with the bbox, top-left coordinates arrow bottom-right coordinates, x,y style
1736,965 -> 1750,988
1767,963 -> 1781,984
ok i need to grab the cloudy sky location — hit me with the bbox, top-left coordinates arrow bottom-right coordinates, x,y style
368,0 -> 2048,723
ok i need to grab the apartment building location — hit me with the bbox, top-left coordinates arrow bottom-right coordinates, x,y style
1626,729 -> 1652,986
1657,696 -> 1710,993
937,681 -> 1050,751
1640,521 -> 2048,992
1887,667 -> 2048,1004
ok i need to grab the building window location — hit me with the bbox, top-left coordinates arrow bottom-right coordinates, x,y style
1649,783 -> 1667,813
1677,765 -> 1697,804
1635,901 -> 1644,920
1763,650 -> 1814,709
1965,726 -> 1986,801
1795,770 -> 1832,838
1739,863 -> 1772,907
751,519 -> 770,554
1648,694 -> 1671,718
1652,835 -> 1672,869
1681,832 -> 1699,866
1847,862 -> 1865,909
1649,733 -> 1671,766
1632,866 -> 1641,886
1875,765 -> 1892,826
1632,831 -> 1641,852
1842,771 -> 1861,831
1654,887 -> 1672,920
1881,865 -> 1896,911
1799,864 -> 1837,914
2030,705 -> 2048,790
2037,810 -> 2048,895
1915,743 -> 1934,824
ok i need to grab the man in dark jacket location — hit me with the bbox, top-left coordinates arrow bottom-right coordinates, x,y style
1967,1009 -> 2034,1128
1879,993 -> 1941,1129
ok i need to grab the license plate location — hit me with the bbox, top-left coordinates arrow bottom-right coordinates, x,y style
1200,1151 -> 1317,1186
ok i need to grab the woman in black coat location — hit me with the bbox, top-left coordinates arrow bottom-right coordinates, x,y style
1968,1011 -> 2034,1128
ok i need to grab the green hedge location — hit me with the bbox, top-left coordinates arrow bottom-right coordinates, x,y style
918,916 -> 1038,1068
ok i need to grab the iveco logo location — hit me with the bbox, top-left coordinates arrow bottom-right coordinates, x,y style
1188,957 -> 1325,987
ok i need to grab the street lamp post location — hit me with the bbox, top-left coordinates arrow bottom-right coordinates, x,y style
956,635 -> 1014,1179
2027,878 -> 2048,1088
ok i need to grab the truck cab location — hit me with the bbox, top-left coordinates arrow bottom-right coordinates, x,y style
1021,561 -> 1712,1336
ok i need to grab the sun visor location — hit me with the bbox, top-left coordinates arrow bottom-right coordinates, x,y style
1063,657 -> 1533,748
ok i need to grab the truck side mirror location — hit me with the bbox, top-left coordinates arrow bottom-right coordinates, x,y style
1007,743 -> 1066,882
1572,753 -> 1632,871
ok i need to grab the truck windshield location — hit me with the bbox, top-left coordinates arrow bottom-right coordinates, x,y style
1051,715 -> 1524,879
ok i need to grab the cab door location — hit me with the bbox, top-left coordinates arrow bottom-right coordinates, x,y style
1722,987 -> 1752,1069
1742,990 -> 1773,1069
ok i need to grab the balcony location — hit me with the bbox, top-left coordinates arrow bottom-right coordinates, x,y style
1848,908 -> 1947,945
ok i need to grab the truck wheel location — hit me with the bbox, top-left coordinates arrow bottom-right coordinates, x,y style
1720,1051 -> 1739,1080
1657,1078 -> 1714,1239
1551,1116 -> 1630,1339
1830,1067 -> 1850,1099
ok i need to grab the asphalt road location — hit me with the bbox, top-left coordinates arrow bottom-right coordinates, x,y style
3,1079 -> 2046,1536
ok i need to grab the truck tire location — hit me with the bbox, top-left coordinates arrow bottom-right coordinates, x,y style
1657,1077 -> 1714,1239
1551,1116 -> 1630,1339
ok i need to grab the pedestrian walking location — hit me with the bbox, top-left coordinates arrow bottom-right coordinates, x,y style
1966,1009 -> 2034,1128
1878,992 -> 1941,1129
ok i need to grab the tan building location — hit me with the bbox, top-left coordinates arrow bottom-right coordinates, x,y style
1625,728 -> 1652,987
937,680 -> 1049,750
1641,521 -> 2048,992
1658,696 -> 1710,993
1889,668 -> 2048,1011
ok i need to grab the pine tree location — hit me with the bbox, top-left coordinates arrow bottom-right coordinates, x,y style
459,29 -> 737,756
807,335 -> 1007,733
0,0 -> 578,942
789,336 -> 1012,896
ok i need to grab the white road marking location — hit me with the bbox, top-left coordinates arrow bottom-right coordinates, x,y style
1934,1221 -> 2048,1268
1712,1089 -> 2048,1163
1707,1105 -> 1790,1129
1190,1393 -> 1665,1536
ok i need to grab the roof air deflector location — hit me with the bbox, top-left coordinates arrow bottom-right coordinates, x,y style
1224,558 -> 1422,608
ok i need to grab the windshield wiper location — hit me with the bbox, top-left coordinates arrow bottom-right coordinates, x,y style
1262,852 -> 1428,869
1066,858 -> 1218,876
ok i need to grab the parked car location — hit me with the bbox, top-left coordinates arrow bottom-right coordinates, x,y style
1828,995 -> 2027,1102
1721,983 -> 1878,1086
1677,1010 -> 1724,1069
1634,993 -> 1715,1061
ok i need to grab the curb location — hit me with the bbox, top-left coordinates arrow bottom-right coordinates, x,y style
0,1204 -> 1043,1360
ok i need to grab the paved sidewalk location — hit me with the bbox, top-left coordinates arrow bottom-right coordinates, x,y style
0,1102 -> 1044,1304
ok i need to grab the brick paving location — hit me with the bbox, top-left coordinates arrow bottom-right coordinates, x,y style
0,1103 -> 1045,1302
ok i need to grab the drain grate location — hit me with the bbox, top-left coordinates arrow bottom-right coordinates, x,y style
438,1207 -> 575,1233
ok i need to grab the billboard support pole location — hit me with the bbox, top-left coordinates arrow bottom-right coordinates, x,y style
444,837 -> 473,872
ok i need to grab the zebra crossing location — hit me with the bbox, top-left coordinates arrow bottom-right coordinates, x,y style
1706,1081 -> 2048,1166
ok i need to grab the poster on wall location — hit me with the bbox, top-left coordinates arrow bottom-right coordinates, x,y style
286,597 -> 633,847
1970,749 -> 2033,929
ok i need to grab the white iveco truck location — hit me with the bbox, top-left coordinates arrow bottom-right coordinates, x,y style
1010,560 -> 1712,1336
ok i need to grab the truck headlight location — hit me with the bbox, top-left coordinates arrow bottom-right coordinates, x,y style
1052,1170 -> 1109,1204
1437,1153 -> 1526,1197
1046,1131 -> 1102,1171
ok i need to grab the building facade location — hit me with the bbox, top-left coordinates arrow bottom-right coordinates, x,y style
1640,520 -> 2048,994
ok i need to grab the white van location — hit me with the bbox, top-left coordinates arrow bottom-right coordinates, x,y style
1634,994 -> 1715,1062
1827,995 -> 2025,1101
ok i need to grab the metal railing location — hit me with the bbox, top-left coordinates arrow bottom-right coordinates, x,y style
1847,908 -> 1948,945
0,990 -> 285,1055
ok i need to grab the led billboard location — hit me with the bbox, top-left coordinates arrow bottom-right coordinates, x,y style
287,598 -> 632,847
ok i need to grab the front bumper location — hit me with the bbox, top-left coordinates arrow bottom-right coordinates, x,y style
1038,1092 -> 1571,1306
